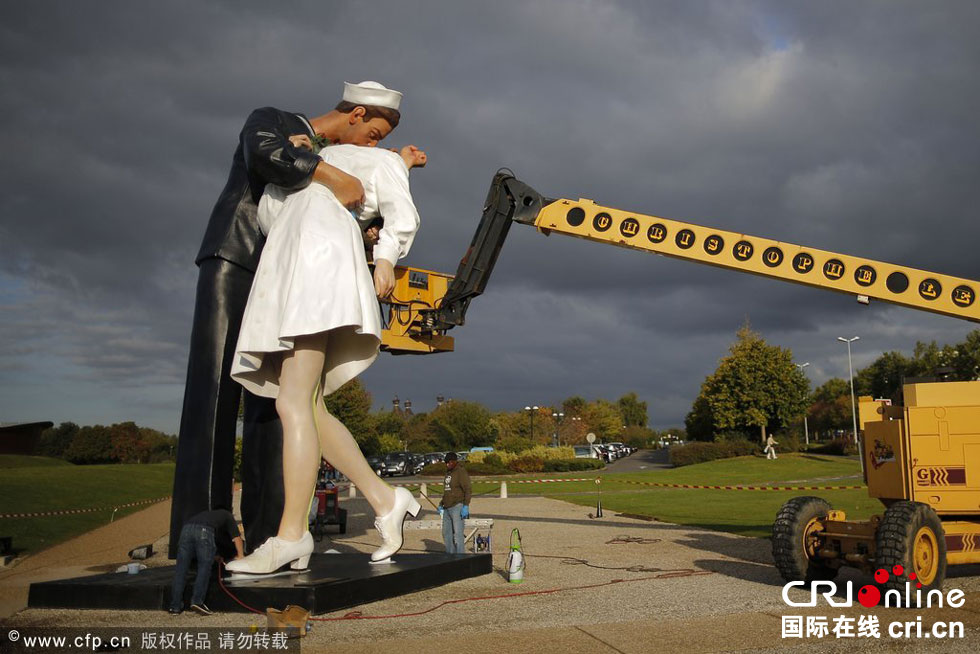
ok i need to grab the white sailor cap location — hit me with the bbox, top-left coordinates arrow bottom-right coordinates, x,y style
342,81 -> 402,111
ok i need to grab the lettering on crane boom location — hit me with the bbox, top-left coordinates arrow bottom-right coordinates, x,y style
536,200 -> 979,322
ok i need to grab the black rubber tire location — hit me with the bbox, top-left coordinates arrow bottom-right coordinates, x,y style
875,501 -> 946,604
772,496 -> 839,584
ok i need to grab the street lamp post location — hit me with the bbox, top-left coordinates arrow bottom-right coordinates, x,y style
837,336 -> 864,474
796,362 -> 811,446
836,337 -> 860,443
569,415 -> 582,445
552,411 -> 564,447
524,405 -> 539,440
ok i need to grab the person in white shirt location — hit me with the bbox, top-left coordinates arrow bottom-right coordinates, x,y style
227,126 -> 425,573
765,434 -> 779,460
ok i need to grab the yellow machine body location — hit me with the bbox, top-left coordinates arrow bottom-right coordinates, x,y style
857,381 -> 980,566
379,265 -> 455,354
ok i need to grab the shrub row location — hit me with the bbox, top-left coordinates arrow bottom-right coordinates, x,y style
668,439 -> 759,467
807,438 -> 859,456
543,458 -> 604,472
420,455 -> 602,476
466,446 -> 577,465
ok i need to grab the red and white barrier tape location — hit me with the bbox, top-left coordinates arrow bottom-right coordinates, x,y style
0,496 -> 170,519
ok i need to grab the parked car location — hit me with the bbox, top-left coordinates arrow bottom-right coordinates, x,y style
573,445 -> 599,459
384,452 -> 411,476
407,453 -> 426,475
365,456 -> 387,477
607,442 -> 633,458
455,451 -> 469,461
424,451 -> 446,466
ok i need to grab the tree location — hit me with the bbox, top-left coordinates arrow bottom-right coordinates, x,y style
491,412 -> 533,451
142,427 -> 177,463
812,378 -> 850,404
581,399 -> 622,441
324,379 -> 375,449
854,350 -> 915,401
685,395 -> 715,442
912,340 -> 945,377
617,392 -> 648,427
809,395 -> 853,438
109,421 -> 150,463
376,432 -> 402,454
685,324 -> 809,442
426,401 -> 495,451
399,413 -> 434,453
562,396 -> 587,416
64,425 -> 115,464
559,414 -> 588,445
37,422 -> 79,458
945,329 -> 980,380
808,378 -> 852,438
500,406 -> 552,444
622,425 -> 656,448
374,410 -> 406,437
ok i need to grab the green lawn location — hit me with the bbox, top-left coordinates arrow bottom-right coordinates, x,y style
0,454 -> 74,468
0,453 -> 876,556
446,454 -> 879,539
0,462 -> 175,554
553,487 -> 879,538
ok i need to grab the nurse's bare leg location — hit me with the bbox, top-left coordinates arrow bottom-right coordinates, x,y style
313,399 -> 395,516
275,333 -> 327,541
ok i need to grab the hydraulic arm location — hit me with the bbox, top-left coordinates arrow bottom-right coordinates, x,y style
380,171 -> 979,354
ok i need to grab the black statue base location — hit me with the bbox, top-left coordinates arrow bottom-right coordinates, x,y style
28,553 -> 492,615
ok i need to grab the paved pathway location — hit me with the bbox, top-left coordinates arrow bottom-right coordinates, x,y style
3,492 -> 979,652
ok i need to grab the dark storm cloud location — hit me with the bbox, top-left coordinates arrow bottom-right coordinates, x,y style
1,1 -> 978,431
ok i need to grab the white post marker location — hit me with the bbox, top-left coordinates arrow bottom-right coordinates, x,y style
420,482 -> 427,498
500,481 -> 508,499
348,484 -> 357,499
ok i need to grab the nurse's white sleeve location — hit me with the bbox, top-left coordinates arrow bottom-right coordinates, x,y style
257,184 -> 288,236
372,156 -> 421,266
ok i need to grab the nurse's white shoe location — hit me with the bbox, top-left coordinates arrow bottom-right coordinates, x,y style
371,487 -> 421,562
225,532 -> 313,574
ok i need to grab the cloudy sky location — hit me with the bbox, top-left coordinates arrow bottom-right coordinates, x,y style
2,1 -> 978,434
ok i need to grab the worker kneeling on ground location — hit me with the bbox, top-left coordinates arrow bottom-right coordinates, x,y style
438,452 -> 472,553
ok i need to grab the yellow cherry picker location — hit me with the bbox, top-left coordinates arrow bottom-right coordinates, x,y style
376,170 -> 980,593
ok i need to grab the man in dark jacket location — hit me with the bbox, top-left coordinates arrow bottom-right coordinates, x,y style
438,452 -> 472,554
169,81 -> 403,557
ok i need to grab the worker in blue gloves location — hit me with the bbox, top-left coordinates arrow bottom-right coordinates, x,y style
438,452 -> 472,553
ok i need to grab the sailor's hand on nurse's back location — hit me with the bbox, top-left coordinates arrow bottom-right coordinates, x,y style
362,225 -> 381,247
398,145 -> 427,170
318,164 -> 365,211
288,134 -> 313,150
373,259 -> 396,299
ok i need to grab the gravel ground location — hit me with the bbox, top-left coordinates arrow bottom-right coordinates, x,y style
2,490 -> 978,653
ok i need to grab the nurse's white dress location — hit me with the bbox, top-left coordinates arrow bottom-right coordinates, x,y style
231,145 -> 420,398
